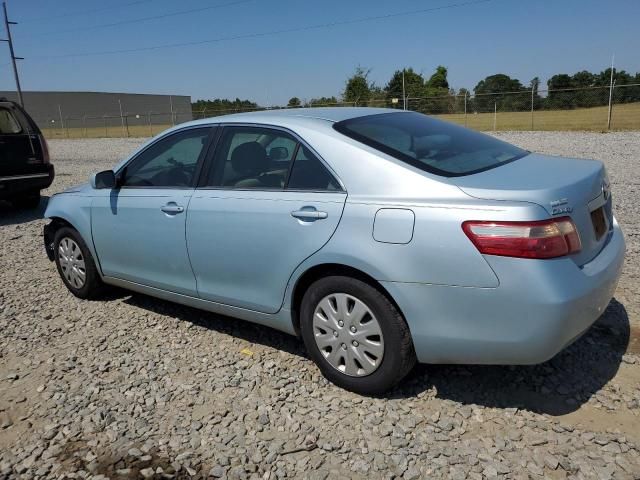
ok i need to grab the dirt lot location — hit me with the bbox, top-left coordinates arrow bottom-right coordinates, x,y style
1,132 -> 639,479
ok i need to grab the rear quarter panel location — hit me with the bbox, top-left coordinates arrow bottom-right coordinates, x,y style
290,198 -> 552,290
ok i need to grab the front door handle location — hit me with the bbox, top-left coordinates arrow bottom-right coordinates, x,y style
291,208 -> 328,221
161,203 -> 184,215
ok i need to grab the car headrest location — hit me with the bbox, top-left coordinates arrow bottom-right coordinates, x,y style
230,142 -> 267,175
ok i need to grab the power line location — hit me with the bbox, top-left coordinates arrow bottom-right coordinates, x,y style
20,0 -> 158,23
28,0 -> 256,39
32,0 -> 496,60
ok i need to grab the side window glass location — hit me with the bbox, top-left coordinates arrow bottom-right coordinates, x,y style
287,145 -> 340,191
0,108 -> 22,134
210,127 -> 296,189
121,128 -> 209,187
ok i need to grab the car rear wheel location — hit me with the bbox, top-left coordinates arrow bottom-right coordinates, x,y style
300,275 -> 416,395
13,191 -> 40,209
53,227 -> 105,299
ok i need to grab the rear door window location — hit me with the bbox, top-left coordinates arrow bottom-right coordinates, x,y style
205,126 -> 341,191
208,126 -> 296,189
0,108 -> 22,134
287,145 -> 341,191
334,111 -> 527,177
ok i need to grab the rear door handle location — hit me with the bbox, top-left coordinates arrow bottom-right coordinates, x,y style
161,203 -> 184,214
291,208 -> 328,221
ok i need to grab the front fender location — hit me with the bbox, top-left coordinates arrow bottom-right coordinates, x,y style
44,194 -> 99,272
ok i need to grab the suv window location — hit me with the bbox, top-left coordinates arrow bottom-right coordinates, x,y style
334,111 -> 527,177
121,128 -> 210,188
287,145 -> 340,191
210,126 -> 296,189
0,108 -> 22,134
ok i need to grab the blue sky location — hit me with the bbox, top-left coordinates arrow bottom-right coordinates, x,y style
1,0 -> 638,105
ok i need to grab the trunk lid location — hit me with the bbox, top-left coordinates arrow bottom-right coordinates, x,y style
452,153 -> 613,265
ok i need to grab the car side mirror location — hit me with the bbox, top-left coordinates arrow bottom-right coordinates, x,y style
90,170 -> 117,189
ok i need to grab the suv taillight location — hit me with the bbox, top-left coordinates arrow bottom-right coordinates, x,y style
462,217 -> 581,259
38,135 -> 50,164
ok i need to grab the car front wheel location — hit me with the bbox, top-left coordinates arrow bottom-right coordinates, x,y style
53,227 -> 105,299
300,275 -> 416,395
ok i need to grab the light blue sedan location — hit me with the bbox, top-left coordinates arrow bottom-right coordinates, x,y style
43,108 -> 625,394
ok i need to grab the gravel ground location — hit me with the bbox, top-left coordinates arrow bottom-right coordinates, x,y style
1,132 -> 639,479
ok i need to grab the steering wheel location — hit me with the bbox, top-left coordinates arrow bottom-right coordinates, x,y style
166,166 -> 191,187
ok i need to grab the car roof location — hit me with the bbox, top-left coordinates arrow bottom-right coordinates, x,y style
183,107 -> 402,129
218,107 -> 397,122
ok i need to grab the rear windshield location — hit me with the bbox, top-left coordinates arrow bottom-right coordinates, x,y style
333,111 -> 527,177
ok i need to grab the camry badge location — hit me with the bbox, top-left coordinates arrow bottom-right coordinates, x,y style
550,198 -> 572,215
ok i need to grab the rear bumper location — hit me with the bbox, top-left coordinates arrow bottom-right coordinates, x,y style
382,218 -> 626,364
0,165 -> 54,199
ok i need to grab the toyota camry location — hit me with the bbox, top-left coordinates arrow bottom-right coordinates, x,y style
43,108 -> 625,394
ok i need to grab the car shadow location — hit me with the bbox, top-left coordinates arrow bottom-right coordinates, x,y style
122,291 -> 632,414
0,196 -> 49,226
122,293 -> 308,359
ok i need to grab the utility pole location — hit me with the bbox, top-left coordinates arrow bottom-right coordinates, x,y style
463,92 -> 468,127
607,54 -> 615,130
530,83 -> 535,130
1,2 -> 24,106
402,69 -> 406,110
118,99 -> 126,137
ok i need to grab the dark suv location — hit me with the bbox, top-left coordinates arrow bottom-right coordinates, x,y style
0,98 -> 54,208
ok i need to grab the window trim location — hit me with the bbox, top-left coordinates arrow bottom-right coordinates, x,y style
197,122 -> 346,193
114,125 -> 216,190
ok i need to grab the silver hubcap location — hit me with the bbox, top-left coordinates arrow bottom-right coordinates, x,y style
58,237 -> 86,289
312,293 -> 384,377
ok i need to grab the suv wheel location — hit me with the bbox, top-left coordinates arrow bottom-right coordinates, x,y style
300,275 -> 416,395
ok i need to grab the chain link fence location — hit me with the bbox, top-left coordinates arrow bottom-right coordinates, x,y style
37,84 -> 640,139
404,84 -> 640,131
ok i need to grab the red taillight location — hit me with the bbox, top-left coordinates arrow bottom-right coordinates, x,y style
39,135 -> 50,164
462,217 -> 582,259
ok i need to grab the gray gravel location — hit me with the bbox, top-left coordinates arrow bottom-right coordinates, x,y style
1,132 -> 639,479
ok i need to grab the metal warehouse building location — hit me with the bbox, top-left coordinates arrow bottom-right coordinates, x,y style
0,91 -> 192,135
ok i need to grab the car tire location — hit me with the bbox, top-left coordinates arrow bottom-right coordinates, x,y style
300,275 -> 416,395
13,191 -> 40,209
53,226 -> 105,299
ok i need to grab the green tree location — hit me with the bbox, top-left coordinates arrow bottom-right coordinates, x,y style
287,97 -> 301,107
424,66 -> 451,113
546,74 -> 577,109
426,65 -> 449,91
191,98 -> 258,117
306,96 -> 339,107
473,74 -> 526,112
343,67 -> 373,106
384,68 -> 425,100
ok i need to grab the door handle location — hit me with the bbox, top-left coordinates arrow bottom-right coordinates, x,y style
161,203 -> 184,214
291,208 -> 328,221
